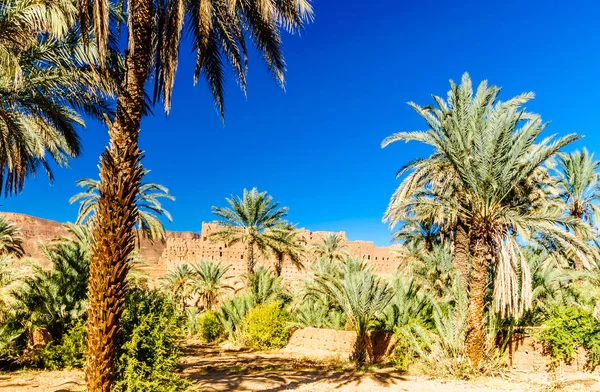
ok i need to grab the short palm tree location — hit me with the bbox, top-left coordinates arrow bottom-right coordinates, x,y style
271,222 -> 305,276
310,268 -> 393,364
160,264 -> 195,311
211,188 -> 288,277
78,2 -> 313,388
190,260 -> 232,310
0,216 -> 24,257
311,233 -> 348,262
70,169 -> 174,243
549,148 -> 600,269
382,73 -> 593,366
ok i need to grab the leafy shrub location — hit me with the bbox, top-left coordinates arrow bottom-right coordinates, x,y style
242,302 -> 290,350
114,288 -> 190,392
36,321 -> 86,370
537,306 -> 600,370
198,310 -> 224,342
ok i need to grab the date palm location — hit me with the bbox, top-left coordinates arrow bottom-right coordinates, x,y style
0,215 -> 24,257
310,266 -> 393,364
549,148 -> 600,269
160,263 -> 194,311
0,0 -> 116,195
383,74 -> 593,367
211,188 -> 288,276
190,260 -> 233,310
311,233 -> 348,263
70,169 -> 174,243
271,222 -> 305,276
77,1 -> 312,388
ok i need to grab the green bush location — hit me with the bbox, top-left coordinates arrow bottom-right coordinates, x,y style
242,302 -> 290,350
36,320 -> 86,370
114,288 -> 190,392
537,306 -> 600,370
198,310 -> 224,342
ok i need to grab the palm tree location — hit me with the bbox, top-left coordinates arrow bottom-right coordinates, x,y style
190,260 -> 232,310
311,233 -> 348,262
382,74 -> 593,366
310,267 -> 393,364
549,148 -> 600,270
271,222 -> 305,276
0,216 -> 24,257
211,188 -> 289,276
77,3 -> 312,386
160,264 -> 195,311
70,169 -> 175,244
0,0 -> 118,195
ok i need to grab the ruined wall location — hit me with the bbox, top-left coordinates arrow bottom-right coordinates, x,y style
159,222 -> 399,280
1,213 -> 399,281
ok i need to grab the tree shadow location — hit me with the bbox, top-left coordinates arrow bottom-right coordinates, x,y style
182,343 -> 407,391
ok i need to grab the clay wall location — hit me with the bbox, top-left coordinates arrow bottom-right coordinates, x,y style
1,213 -> 399,281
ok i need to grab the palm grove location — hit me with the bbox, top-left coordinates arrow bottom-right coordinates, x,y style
2,0 -> 600,388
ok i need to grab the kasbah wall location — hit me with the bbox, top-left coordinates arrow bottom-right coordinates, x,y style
2,213 -> 400,281
160,222 -> 399,280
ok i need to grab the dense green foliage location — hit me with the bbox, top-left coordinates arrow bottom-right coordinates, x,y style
35,320 -> 87,370
537,306 -> 600,370
242,302 -> 290,350
198,310 -> 224,343
114,289 -> 190,392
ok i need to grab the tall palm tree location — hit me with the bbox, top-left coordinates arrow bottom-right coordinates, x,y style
190,260 -> 233,310
271,222 -> 305,276
0,0 -> 117,195
383,74 -> 593,366
549,148 -> 600,270
0,216 -> 24,257
78,2 -> 313,388
70,169 -> 175,243
211,188 -> 289,276
311,233 -> 348,263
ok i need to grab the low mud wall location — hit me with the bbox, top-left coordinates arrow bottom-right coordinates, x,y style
282,327 -> 396,362
507,333 -> 589,372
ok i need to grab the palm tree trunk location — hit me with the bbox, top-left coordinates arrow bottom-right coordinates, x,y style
465,237 -> 491,368
247,242 -> 255,277
275,254 -> 283,276
574,223 -> 583,271
455,220 -> 470,290
85,0 -> 153,390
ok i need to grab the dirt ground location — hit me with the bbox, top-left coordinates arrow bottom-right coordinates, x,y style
2,341 -> 600,392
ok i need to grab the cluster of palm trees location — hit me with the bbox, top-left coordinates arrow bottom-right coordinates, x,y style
383,73 -> 600,366
1,0 -> 313,387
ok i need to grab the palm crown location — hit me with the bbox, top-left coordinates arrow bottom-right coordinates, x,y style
70,169 -> 174,243
211,187 -> 288,276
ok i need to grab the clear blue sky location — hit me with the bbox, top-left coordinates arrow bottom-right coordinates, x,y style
3,0 -> 600,246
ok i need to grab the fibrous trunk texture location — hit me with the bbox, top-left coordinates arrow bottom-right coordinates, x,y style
275,255 -> 283,276
247,242 -> 255,277
464,237 -> 491,368
85,0 -> 153,390
454,220 -> 470,290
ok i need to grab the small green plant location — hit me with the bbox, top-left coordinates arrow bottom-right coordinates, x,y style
114,288 -> 190,392
198,310 -> 224,342
218,294 -> 253,341
36,320 -> 87,370
242,302 -> 290,350
537,306 -> 600,370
